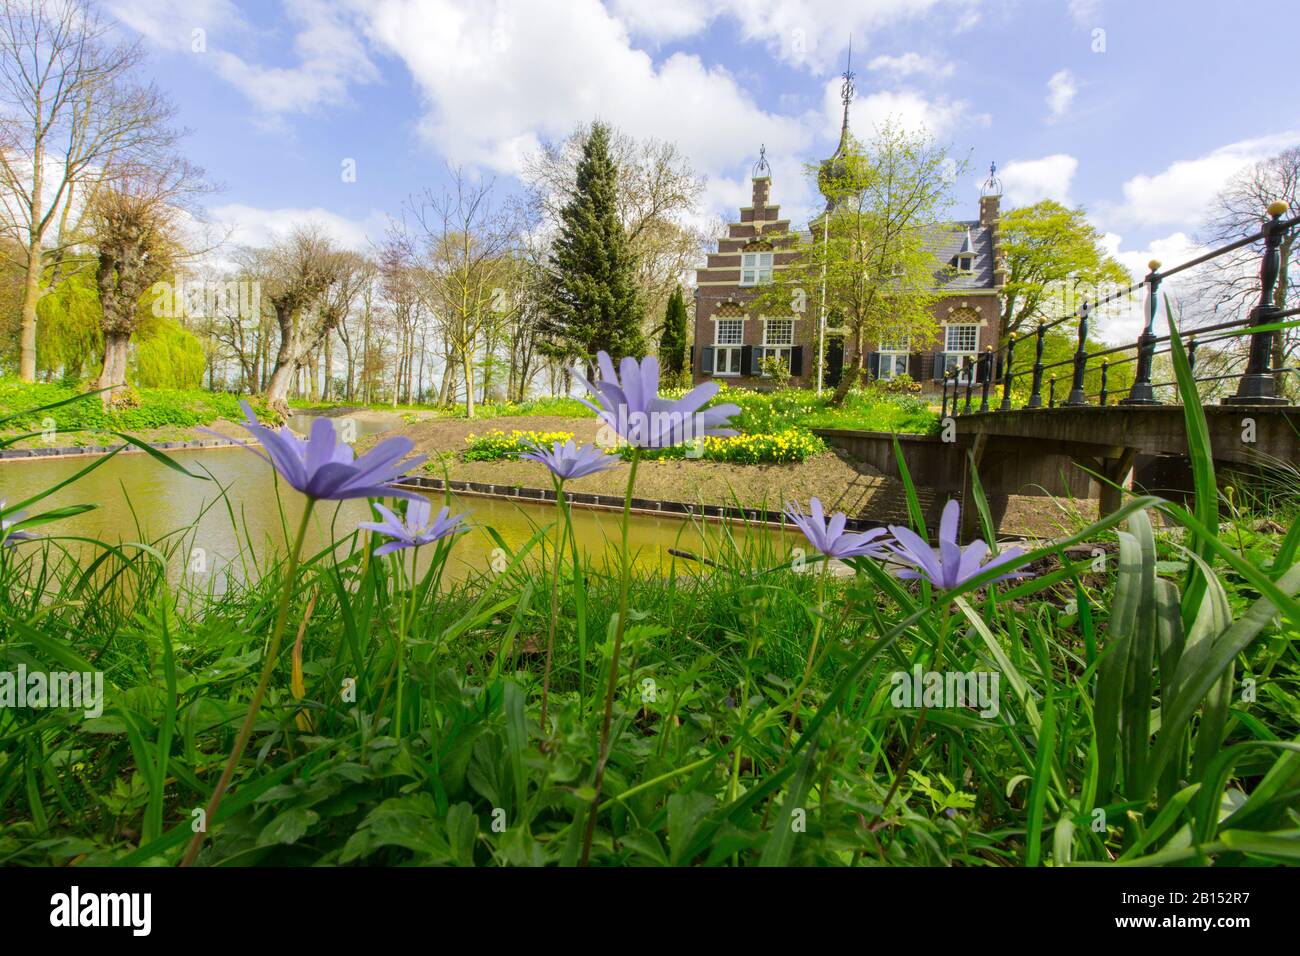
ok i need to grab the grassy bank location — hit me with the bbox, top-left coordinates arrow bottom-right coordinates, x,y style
2,337 -> 1299,867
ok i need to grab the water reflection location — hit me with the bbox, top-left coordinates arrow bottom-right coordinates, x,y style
0,446 -> 793,587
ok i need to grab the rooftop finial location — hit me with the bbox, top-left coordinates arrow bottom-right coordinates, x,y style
752,143 -> 770,178
839,38 -> 856,132
980,160 -> 1003,198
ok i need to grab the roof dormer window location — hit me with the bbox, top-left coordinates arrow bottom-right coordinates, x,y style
955,254 -> 974,273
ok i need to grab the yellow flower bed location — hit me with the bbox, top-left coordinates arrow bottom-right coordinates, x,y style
463,429 -> 575,462
624,428 -> 826,464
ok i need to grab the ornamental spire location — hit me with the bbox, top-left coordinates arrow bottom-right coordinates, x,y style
838,38 -> 855,141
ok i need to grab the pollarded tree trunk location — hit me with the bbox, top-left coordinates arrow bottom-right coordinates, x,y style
94,239 -> 155,406
97,332 -> 131,395
264,305 -> 300,417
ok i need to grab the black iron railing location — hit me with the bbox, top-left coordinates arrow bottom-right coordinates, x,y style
940,201 -> 1300,418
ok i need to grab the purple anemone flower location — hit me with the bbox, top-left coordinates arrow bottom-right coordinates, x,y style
888,499 -> 1031,589
0,500 -> 35,547
358,498 -> 468,556
576,351 -> 739,449
219,401 -> 426,502
519,438 -> 617,482
785,497 -> 891,560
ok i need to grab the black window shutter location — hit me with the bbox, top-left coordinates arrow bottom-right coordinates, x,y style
933,351 -> 946,381
789,346 -> 804,377
908,352 -> 922,379
867,351 -> 880,379
742,345 -> 757,375
701,346 -> 714,375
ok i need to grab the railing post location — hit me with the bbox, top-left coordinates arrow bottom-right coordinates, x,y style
1065,298 -> 1091,406
1225,200 -> 1290,406
1026,322 -> 1047,409
1121,259 -> 1163,405
1187,336 -> 1198,376
1000,333 -> 1016,411
1048,375 -> 1057,408
940,371 -> 949,418
1099,360 -> 1109,406
963,356 -> 974,414
979,346 -> 993,412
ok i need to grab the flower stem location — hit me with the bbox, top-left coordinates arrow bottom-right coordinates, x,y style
580,447 -> 640,866
180,499 -> 316,867
540,476 -> 566,732
876,604 -> 953,826
783,556 -> 829,747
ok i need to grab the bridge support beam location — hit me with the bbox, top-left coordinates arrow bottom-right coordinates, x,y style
1094,447 -> 1136,518
960,432 -> 988,541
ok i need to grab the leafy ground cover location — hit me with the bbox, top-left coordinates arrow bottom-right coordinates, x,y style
1,330 -> 1298,867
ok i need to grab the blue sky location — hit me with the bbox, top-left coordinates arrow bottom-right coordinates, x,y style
104,0 -> 1300,335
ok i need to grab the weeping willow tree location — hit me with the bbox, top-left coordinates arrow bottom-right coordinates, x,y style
36,265 -> 103,381
134,319 -> 205,388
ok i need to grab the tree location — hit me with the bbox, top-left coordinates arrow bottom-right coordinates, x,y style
262,226 -> 344,416
136,319 -> 205,388
658,284 -> 687,384
524,122 -> 708,341
408,169 -> 518,418
89,157 -> 203,402
541,121 -> 645,370
0,0 -> 178,381
1201,147 -> 1300,397
755,121 -> 958,404
998,200 -> 1131,340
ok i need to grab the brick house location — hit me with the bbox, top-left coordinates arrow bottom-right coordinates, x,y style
691,162 -> 1006,392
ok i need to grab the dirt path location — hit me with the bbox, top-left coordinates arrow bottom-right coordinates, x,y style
382,413 -> 1096,538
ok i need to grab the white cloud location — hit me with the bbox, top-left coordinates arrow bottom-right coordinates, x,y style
716,0 -> 967,71
105,0 -> 248,48
212,0 -> 379,115
1100,131 -> 1300,230
832,82 -> 980,141
361,0 -> 806,182
997,154 -> 1078,206
867,52 -> 954,80
1092,230 -> 1209,341
1067,0 -> 1103,27
109,0 -> 378,115
210,203 -> 387,251
608,0 -> 713,40
1046,69 -> 1076,121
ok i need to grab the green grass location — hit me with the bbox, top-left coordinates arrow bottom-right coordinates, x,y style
0,378 -> 256,434
3,325 -> 1299,867
715,383 -> 940,435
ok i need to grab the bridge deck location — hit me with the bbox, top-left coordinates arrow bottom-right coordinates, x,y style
953,405 -> 1297,466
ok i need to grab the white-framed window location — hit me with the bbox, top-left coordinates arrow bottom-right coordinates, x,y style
955,254 -> 974,273
877,336 -> 911,380
944,324 -> 979,382
945,324 -> 978,353
759,318 -> 794,373
740,251 -> 773,286
714,318 -> 744,376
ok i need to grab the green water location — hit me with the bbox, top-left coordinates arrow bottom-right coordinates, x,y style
0,444 -> 794,585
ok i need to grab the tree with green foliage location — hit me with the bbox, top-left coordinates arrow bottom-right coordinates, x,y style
998,200 -> 1131,341
135,320 -> 205,388
657,285 -> 687,383
541,121 -> 645,371
754,121 -> 959,405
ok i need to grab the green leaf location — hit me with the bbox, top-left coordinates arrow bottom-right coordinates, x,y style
258,807 -> 320,846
